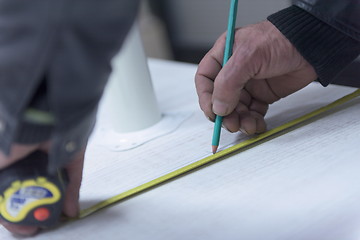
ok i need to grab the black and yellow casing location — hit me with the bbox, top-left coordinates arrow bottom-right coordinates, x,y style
0,151 -> 68,227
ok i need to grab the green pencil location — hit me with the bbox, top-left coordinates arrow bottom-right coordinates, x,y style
212,0 -> 239,154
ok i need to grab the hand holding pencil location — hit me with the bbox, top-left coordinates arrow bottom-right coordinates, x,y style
195,17 -> 317,153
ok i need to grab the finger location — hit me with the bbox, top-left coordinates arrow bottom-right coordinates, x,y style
238,111 -> 267,135
0,220 -> 39,237
249,99 -> 269,117
238,111 -> 257,135
222,111 -> 240,133
223,89 -> 253,133
238,89 -> 252,107
252,111 -> 267,134
195,35 -> 225,120
199,89 -> 215,122
195,63 -> 216,120
62,149 -> 85,218
212,40 -> 257,116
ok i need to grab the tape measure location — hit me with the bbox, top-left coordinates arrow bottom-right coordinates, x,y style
0,151 -> 68,227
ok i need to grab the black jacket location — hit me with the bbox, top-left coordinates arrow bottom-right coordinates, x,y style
0,0 -> 140,171
295,0 -> 360,41
269,0 -> 360,85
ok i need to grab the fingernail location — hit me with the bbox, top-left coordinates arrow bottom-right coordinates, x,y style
213,100 -> 229,116
240,128 -> 249,135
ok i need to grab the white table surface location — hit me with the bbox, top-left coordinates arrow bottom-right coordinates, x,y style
1,59 -> 360,240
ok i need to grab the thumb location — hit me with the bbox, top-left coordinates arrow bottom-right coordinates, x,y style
62,149 -> 85,218
212,48 -> 256,116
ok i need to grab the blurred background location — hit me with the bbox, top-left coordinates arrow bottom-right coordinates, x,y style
138,0 -> 290,64
136,0 -> 359,87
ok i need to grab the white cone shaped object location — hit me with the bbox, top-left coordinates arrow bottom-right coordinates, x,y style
102,23 -> 161,133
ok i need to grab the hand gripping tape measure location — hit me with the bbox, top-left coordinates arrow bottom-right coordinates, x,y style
0,151 -> 68,227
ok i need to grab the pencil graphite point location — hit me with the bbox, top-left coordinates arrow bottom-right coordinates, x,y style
212,145 -> 218,154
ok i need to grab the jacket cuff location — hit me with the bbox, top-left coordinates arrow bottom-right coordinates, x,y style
15,121 -> 53,144
268,6 -> 360,86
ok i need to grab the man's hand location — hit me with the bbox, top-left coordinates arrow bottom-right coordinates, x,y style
195,21 -> 317,135
0,143 -> 84,236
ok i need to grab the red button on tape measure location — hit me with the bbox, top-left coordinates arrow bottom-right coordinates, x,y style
34,208 -> 50,221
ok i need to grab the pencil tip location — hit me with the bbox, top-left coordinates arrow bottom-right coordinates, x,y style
212,145 -> 218,154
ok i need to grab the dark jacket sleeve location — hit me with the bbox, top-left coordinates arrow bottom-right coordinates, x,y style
0,0 -> 140,172
268,0 -> 360,86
